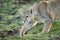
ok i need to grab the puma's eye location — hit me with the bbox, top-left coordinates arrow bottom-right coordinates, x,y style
26,16 -> 28,18
29,21 -> 33,23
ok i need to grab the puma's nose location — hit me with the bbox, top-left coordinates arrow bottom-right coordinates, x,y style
22,21 -> 24,24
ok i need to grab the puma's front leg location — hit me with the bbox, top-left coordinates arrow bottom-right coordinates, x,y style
20,21 -> 38,37
41,18 -> 52,34
20,26 -> 25,37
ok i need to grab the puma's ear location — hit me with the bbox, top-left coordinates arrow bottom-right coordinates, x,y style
20,10 -> 26,16
17,9 -> 25,16
30,9 -> 32,14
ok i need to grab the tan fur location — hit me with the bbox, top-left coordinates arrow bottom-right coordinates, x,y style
20,0 -> 60,37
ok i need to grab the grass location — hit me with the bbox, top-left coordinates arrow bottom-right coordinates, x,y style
0,21 -> 60,40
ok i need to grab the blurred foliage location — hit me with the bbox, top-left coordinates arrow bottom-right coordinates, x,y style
0,0 -> 60,40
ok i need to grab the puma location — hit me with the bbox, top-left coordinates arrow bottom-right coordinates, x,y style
20,0 -> 60,37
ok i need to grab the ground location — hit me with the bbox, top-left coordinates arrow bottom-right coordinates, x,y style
0,0 -> 60,40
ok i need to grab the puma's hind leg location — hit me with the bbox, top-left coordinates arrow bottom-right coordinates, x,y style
41,17 -> 52,34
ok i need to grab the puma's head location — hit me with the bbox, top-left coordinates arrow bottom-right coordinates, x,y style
21,9 -> 38,29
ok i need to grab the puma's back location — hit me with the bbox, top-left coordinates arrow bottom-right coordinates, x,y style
47,0 -> 60,20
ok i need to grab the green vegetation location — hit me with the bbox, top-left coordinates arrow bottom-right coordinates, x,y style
0,0 -> 60,40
